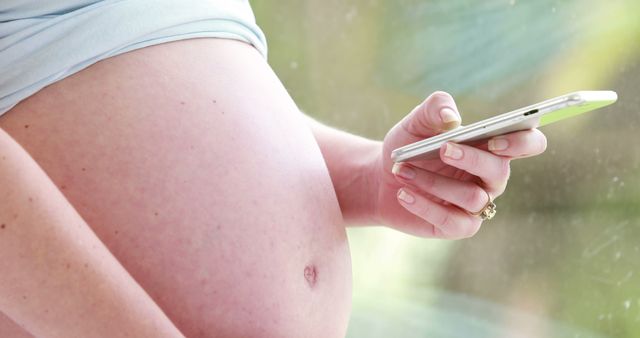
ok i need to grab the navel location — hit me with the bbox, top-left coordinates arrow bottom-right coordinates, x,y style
304,265 -> 318,288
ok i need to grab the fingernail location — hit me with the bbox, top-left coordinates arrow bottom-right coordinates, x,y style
440,108 -> 460,130
444,143 -> 463,160
488,137 -> 509,151
398,189 -> 415,204
392,163 -> 415,180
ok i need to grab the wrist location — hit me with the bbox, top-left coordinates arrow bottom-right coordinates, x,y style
304,114 -> 383,225
340,139 -> 383,225
363,149 -> 384,225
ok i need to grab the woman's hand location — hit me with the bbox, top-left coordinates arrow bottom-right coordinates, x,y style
373,91 -> 547,239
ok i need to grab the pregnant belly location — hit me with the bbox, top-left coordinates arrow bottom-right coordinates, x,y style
0,39 -> 351,337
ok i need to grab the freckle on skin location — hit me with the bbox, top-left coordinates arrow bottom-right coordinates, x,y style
22,296 -> 27,300
180,101 -> 185,105
81,167 -> 86,171
154,212 -> 159,216
66,263 -> 70,269
61,185 -> 67,190
28,197 -> 33,202
212,99 -> 217,104
84,263 -> 88,268
24,124 -> 29,129
114,230 -> 119,235
1,224 -> 5,229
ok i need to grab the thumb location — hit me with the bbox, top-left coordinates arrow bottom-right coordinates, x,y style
386,91 -> 462,151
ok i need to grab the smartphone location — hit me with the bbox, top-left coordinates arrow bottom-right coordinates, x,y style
391,90 -> 618,163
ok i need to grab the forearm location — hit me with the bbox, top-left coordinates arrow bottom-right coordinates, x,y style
0,128 -> 183,337
304,114 -> 381,225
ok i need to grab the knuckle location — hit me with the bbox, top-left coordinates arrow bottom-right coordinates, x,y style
417,104 -> 433,125
437,211 -> 472,240
435,226 -> 458,240
432,226 -> 447,239
401,110 -> 431,136
499,158 -> 511,179
415,202 -> 432,221
466,149 -> 481,168
437,210 -> 453,230
465,186 -> 487,212
403,103 -> 435,136
418,172 -> 438,191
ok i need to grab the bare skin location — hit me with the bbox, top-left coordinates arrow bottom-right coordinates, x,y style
0,126 -> 183,338
0,38 -> 547,337
0,39 -> 350,337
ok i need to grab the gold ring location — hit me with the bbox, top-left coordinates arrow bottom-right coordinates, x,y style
469,190 -> 496,221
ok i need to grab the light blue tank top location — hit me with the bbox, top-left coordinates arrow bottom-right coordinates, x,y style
0,0 -> 267,115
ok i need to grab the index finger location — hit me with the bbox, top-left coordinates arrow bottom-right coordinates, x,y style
439,142 -> 511,193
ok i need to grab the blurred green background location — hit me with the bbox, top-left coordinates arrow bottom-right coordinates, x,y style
253,1 -> 640,337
